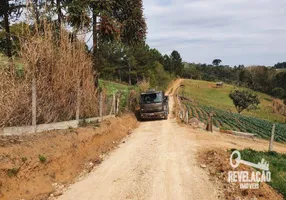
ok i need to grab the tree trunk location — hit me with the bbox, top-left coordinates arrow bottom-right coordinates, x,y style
4,0 -> 12,59
92,5 -> 99,88
32,0 -> 40,29
56,0 -> 61,27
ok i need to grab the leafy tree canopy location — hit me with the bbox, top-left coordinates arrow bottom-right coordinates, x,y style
212,59 -> 222,66
274,62 -> 286,69
229,89 -> 260,113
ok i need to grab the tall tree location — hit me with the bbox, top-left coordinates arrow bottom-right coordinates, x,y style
170,50 -> 183,75
66,0 -> 147,87
113,0 -> 147,45
229,89 -> 260,113
212,59 -> 222,66
0,0 -> 23,58
56,0 -> 62,26
0,0 -> 12,58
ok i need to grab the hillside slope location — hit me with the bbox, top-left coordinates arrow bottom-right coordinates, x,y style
180,79 -> 285,123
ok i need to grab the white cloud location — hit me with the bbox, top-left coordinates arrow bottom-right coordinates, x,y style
143,0 -> 286,66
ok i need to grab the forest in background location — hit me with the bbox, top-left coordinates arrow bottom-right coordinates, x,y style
0,0 -> 184,90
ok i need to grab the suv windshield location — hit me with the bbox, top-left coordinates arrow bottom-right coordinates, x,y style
141,93 -> 163,104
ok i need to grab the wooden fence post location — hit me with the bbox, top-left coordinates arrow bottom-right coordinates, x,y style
76,84 -> 80,124
109,94 -> 116,115
113,94 -> 116,115
210,113 -> 213,132
116,94 -> 120,115
32,77 -> 37,133
206,113 -> 213,132
185,110 -> 189,124
99,92 -> 103,118
269,124 -> 276,151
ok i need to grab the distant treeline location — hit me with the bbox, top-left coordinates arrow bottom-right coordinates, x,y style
274,62 -> 286,69
182,62 -> 286,99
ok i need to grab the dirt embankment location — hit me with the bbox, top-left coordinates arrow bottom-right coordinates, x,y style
0,114 -> 137,200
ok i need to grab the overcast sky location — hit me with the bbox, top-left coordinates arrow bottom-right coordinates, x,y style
143,0 -> 286,66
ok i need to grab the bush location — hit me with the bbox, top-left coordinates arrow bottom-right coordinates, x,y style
7,168 -> 19,177
137,79 -> 150,92
150,61 -> 174,91
272,87 -> 285,99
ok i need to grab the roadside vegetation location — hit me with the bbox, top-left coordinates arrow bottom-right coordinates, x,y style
239,149 -> 286,197
0,1 -> 181,129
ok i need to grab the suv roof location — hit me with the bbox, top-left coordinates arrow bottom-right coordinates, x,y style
141,90 -> 163,95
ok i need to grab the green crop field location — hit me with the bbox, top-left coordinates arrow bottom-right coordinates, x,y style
180,79 -> 286,142
179,80 -> 285,123
184,102 -> 286,142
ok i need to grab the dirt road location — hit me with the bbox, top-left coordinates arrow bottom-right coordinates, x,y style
58,80 -> 219,200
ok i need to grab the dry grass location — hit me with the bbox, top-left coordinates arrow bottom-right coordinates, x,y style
137,79 -> 150,92
0,22 -> 98,127
272,99 -> 286,116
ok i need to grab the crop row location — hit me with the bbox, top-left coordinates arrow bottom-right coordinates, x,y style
184,102 -> 286,142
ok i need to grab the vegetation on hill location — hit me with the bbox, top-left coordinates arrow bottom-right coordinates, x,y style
180,79 -> 286,141
180,80 -> 285,123
229,89 -> 260,114
182,62 -> 286,102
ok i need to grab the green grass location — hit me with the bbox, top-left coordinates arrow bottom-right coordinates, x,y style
99,79 -> 139,112
239,149 -> 286,197
180,80 -> 285,123
99,79 -> 137,95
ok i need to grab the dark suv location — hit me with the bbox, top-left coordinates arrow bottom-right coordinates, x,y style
139,90 -> 169,120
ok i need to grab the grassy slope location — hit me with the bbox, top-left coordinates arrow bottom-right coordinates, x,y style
99,79 -> 136,95
180,79 -> 285,123
99,79 -> 138,110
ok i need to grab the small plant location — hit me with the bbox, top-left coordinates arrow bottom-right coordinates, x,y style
7,168 -> 19,177
21,157 -> 27,162
39,155 -> 47,163
79,119 -> 88,127
220,126 -> 229,131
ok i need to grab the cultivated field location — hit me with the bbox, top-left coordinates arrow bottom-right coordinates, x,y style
180,80 -> 286,141
179,80 -> 285,123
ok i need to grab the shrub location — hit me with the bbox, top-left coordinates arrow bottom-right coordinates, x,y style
272,87 -> 285,99
38,155 -> 47,163
7,168 -> 19,177
0,21 -> 97,128
21,157 -> 27,162
137,79 -> 150,92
